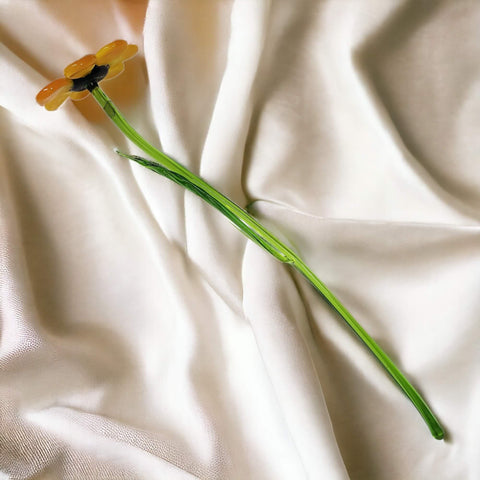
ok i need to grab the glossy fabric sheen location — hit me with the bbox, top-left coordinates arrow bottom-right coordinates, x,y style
0,1 -> 478,478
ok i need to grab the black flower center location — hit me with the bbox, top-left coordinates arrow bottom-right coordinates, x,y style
71,64 -> 109,92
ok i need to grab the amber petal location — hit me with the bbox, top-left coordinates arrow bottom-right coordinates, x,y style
64,54 -> 96,79
44,91 -> 71,111
70,90 -> 90,101
112,44 -> 138,65
102,62 -> 125,81
96,40 -> 128,66
36,78 -> 72,106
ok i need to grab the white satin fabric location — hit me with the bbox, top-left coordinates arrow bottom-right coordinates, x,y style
1,1 -> 479,478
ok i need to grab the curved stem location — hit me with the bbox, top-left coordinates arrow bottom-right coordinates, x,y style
292,260 -> 445,440
90,86 -> 445,440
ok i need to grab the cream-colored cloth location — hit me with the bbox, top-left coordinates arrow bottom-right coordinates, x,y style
1,1 -> 478,478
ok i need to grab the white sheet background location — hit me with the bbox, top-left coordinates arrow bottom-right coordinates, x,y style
1,0 -> 479,478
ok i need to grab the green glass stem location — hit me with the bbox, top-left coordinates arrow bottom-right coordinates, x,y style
90,85 -> 445,440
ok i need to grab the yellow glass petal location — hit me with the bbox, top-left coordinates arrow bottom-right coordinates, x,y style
64,54 -> 96,79
36,78 -> 72,106
102,62 -> 125,81
95,40 -> 127,66
44,91 -> 71,111
112,44 -> 138,65
70,90 -> 90,101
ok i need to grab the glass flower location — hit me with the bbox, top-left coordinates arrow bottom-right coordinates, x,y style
36,40 -> 138,111
33,36 -> 446,441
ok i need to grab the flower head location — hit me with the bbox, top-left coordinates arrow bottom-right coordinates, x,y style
36,40 -> 138,111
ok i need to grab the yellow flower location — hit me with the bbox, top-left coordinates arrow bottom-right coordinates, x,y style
36,40 -> 138,111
